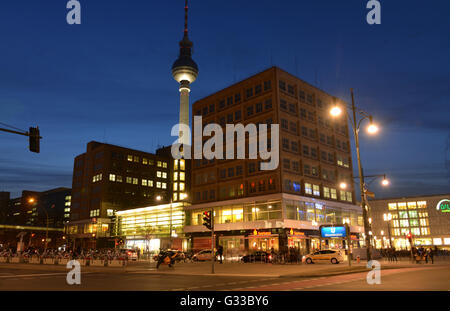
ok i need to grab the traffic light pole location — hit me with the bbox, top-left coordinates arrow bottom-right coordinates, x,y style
211,208 -> 215,274
0,126 -> 41,153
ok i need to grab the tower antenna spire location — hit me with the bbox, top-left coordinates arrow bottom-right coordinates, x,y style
184,0 -> 189,37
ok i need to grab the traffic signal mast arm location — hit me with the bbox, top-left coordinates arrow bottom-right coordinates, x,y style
0,125 -> 42,153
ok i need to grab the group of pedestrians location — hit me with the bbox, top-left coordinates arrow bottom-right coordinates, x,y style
413,247 -> 434,264
382,248 -> 398,262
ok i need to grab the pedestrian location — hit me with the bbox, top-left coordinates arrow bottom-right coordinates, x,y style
427,248 -> 434,264
217,245 -> 223,264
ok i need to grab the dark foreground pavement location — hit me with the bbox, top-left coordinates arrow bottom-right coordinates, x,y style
0,261 -> 448,291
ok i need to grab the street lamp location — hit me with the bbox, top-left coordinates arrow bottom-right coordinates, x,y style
330,90 -> 380,262
383,213 -> 393,249
28,197 -> 49,252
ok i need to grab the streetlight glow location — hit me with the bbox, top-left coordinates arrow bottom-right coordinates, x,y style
28,197 -> 35,204
156,195 -> 162,201
367,116 -> 379,134
381,178 -> 390,186
339,182 -> 347,189
330,105 -> 342,117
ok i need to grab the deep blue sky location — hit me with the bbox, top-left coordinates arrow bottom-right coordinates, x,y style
0,0 -> 449,199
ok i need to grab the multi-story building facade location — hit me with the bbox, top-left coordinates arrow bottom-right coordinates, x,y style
0,192 -> 10,224
185,67 -> 362,257
5,188 -> 71,228
67,141 -> 186,248
369,194 -> 450,250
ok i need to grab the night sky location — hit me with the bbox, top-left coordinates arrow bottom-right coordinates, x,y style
0,0 -> 449,199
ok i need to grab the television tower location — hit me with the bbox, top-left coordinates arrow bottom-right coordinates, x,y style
172,0 -> 198,149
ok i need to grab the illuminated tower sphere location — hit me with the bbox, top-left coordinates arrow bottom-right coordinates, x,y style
172,0 -> 198,148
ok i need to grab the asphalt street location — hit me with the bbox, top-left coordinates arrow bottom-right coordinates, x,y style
0,265 -> 448,291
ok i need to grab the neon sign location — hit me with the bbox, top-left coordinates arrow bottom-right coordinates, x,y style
436,199 -> 450,213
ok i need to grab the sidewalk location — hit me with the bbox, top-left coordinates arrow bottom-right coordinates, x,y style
1,259 -> 448,278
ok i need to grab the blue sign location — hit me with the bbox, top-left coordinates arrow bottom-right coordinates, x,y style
320,226 -> 347,238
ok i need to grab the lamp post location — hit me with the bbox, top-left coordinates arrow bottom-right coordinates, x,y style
28,198 -> 49,252
331,91 -> 380,262
343,218 -> 352,267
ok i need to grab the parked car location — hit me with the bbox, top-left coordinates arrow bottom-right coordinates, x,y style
241,251 -> 272,263
192,249 -> 213,261
302,249 -> 344,264
120,249 -> 138,261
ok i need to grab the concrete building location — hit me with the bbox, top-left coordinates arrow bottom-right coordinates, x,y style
185,66 -> 363,257
369,194 -> 450,250
67,141 -> 177,248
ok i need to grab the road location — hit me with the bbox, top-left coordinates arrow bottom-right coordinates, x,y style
1,264 -> 449,291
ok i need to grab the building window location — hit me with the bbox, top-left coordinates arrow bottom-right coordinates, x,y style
107,209 -> 114,217
143,158 -> 148,165
264,80 -> 271,91
157,171 -> 162,178
127,155 -> 133,162
126,177 -> 132,184
142,179 -> 147,186
313,185 -> 320,196
162,183 -> 167,189
133,178 -> 138,185
109,174 -> 116,182
156,182 -> 161,188
180,172 -> 185,181
157,161 -> 162,167
305,183 -> 312,195
324,187 -> 330,198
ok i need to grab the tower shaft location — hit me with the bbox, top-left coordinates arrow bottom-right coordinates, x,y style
179,82 -> 190,147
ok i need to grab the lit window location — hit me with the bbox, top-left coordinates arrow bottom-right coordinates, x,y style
180,159 -> 185,170
162,183 -> 167,189
126,177 -> 132,184
397,202 -> 407,210
143,158 -> 148,165
444,238 -> 450,245
179,182 -> 185,191
127,155 -> 133,162
133,178 -> 138,185
419,218 -> 428,226
116,175 -> 123,182
346,191 -> 352,202
340,190 -> 346,201
142,179 -> 147,186
407,202 -> 417,209
134,156 -> 139,163
157,161 -> 162,167
410,219 -> 419,226
162,172 -> 167,179
388,203 -> 397,210
408,211 -> 418,218
107,209 -> 114,217
393,220 -> 399,227
433,238 -> 442,245
421,227 -> 430,235
162,162 -> 167,168
180,172 -> 185,181
174,172 -> 178,181
156,182 -> 161,188
400,219 -> 409,227
313,185 -> 320,196
109,174 -> 116,182
174,160 -> 179,170
417,201 -> 427,209
411,227 -> 420,235
393,229 -> 400,236
157,171 -> 162,178
174,183 -> 178,191
330,188 -> 337,199
148,180 -> 153,187
323,187 -> 330,198
305,183 -> 312,195
173,193 -> 178,201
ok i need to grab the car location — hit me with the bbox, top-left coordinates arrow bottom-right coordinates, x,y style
192,249 -> 213,261
241,251 -> 272,263
302,249 -> 344,264
120,249 -> 138,261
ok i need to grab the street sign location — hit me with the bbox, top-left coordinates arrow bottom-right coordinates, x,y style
320,225 -> 347,238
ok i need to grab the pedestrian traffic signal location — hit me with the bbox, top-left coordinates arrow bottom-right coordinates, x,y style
29,127 -> 40,153
406,232 -> 412,243
202,211 -> 212,230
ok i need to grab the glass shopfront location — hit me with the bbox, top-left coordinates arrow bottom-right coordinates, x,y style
248,233 -> 279,252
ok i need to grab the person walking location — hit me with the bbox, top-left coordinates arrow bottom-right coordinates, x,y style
217,245 -> 223,264
427,248 -> 434,264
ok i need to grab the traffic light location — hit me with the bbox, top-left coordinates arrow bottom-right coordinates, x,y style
406,232 -> 412,244
202,211 -> 212,230
29,127 -> 40,153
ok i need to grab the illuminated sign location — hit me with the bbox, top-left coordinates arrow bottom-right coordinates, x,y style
320,226 -> 347,238
436,199 -> 450,213
252,229 -> 272,236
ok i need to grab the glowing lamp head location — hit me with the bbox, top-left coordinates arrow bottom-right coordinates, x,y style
330,105 -> 342,117
28,198 -> 35,204
381,178 -> 389,186
339,182 -> 347,189
156,195 -> 162,201
367,116 -> 379,134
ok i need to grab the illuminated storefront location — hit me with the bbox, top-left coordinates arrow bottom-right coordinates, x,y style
184,193 -> 363,256
369,194 -> 450,250
115,202 -> 189,253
